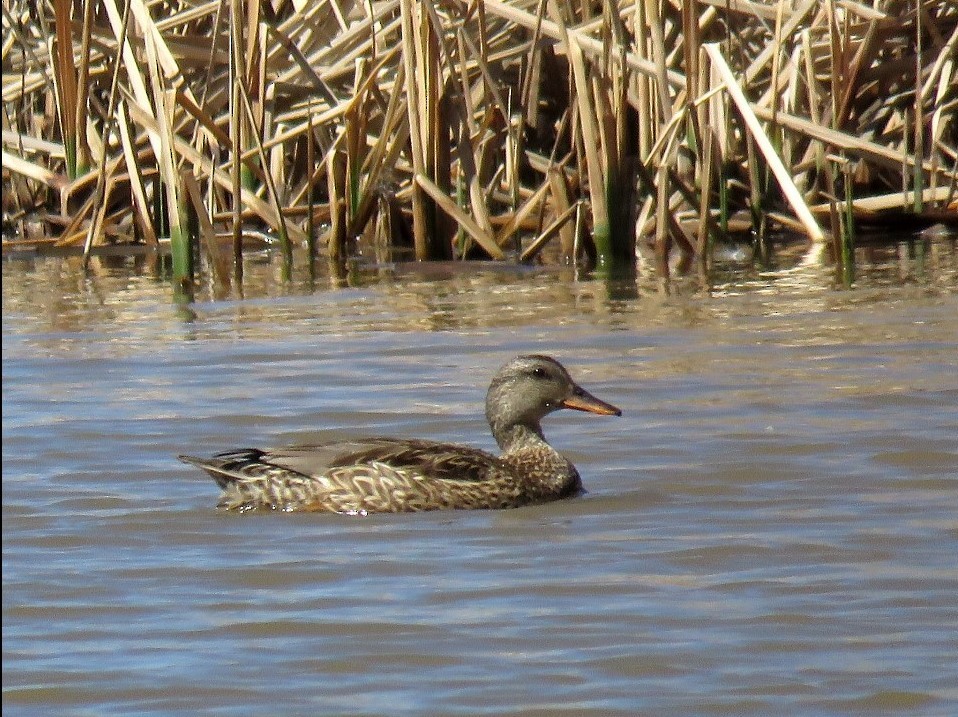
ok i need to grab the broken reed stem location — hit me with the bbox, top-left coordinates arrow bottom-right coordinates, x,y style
704,43 -> 826,243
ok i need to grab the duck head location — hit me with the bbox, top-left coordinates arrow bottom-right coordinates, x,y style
485,355 -> 621,449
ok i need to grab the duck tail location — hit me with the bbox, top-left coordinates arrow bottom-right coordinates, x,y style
178,449 -> 266,490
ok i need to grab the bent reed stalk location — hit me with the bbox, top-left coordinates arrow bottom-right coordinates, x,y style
2,0 -> 956,279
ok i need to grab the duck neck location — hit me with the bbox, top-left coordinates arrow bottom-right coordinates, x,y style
492,421 -> 548,454
492,421 -> 582,500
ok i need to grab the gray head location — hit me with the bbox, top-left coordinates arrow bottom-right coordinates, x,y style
484,355 -> 621,449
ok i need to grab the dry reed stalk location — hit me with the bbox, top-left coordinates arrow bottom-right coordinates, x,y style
697,123 -> 716,256
73,0 -> 96,173
415,173 -> 503,258
482,0 -> 684,87
704,42 -> 826,243
326,146 -> 347,262
342,46 -> 406,233
229,0 -> 244,280
82,0 -> 136,261
236,74 -> 293,266
1,150 -> 63,187
811,184 -> 955,214
494,175 -> 551,248
752,104 -> 955,180
51,0 -> 79,178
399,0 -> 430,259
520,200 -> 578,262
547,165 -> 577,262
183,168 -> 230,286
3,0 -> 956,275
565,31 -> 613,265
146,35 -> 191,279
117,101 -> 159,246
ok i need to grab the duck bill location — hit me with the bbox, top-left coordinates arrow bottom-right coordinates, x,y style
562,388 -> 622,416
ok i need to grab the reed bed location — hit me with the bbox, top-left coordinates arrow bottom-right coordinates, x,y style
3,0 -> 956,279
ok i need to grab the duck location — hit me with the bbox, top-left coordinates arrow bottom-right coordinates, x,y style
179,355 -> 621,514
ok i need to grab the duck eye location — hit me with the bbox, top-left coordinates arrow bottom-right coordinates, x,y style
531,367 -> 549,379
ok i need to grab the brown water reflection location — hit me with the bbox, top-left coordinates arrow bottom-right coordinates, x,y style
5,231 -> 957,336
3,231 -> 958,716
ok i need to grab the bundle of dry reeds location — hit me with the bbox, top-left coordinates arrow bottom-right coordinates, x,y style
2,0 -> 956,278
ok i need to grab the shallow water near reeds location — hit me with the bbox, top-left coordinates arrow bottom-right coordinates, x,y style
3,231 -> 958,716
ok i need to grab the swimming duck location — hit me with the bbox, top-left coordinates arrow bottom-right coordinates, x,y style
179,355 -> 621,514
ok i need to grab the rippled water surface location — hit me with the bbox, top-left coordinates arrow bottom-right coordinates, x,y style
4,234 -> 958,716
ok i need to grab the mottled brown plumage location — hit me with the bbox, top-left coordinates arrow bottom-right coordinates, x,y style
179,355 -> 621,514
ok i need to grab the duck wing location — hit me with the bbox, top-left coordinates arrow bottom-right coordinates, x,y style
261,437 -> 502,483
180,438 -> 502,487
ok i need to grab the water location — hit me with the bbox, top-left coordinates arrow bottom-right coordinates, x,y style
3,232 -> 958,716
